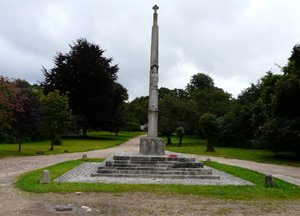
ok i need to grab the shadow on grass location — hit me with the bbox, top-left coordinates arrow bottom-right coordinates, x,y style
63,136 -> 116,141
262,153 -> 300,164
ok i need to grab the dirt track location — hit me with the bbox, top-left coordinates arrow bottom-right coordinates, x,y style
0,136 -> 300,215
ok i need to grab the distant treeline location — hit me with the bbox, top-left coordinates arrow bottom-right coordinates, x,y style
1,39 -> 299,155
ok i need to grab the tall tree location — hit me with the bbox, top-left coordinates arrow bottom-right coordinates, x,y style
12,80 -> 44,152
199,113 -> 218,152
42,38 -> 127,136
259,45 -> 300,154
186,73 -> 214,95
186,73 -> 232,117
0,77 -> 24,132
126,96 -> 148,126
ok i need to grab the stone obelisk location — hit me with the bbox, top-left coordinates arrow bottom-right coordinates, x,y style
140,5 -> 165,155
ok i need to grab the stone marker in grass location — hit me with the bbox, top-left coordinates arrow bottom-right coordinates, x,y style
40,170 -> 51,184
82,154 -> 87,160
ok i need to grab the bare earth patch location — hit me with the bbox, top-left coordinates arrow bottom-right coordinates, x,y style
1,188 -> 299,216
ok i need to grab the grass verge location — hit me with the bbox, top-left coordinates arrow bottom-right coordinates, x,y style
0,131 -> 143,158
16,159 -> 300,200
165,135 -> 300,167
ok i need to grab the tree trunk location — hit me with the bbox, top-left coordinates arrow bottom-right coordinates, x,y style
82,127 -> 88,137
50,139 -> 54,151
206,138 -> 216,152
18,141 -> 22,152
178,136 -> 183,146
167,134 -> 172,144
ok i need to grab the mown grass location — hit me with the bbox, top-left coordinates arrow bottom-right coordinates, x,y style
165,135 -> 300,167
16,159 -> 300,200
0,131 -> 143,158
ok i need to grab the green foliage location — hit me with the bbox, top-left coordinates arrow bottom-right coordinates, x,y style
158,93 -> 180,144
0,77 -> 24,132
126,96 -> 148,126
186,73 -> 214,94
186,73 -> 232,117
255,45 -> 300,154
16,159 -> 300,200
13,80 -> 44,151
215,44 -> 300,155
0,78 -> 44,145
158,87 -> 199,144
41,90 -> 71,150
199,113 -> 218,152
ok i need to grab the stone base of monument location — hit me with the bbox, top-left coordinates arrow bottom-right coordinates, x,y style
91,153 -> 220,180
139,137 -> 165,155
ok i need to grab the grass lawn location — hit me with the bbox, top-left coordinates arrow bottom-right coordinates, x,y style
16,158 -> 300,200
0,131 -> 143,158
165,135 -> 300,167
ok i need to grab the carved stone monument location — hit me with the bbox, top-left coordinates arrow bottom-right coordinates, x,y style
140,5 -> 165,155
89,5 -> 218,182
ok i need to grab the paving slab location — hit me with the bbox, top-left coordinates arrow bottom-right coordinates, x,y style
55,162 -> 253,185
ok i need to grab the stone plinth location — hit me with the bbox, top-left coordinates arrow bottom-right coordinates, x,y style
91,153 -> 220,180
140,137 -> 165,155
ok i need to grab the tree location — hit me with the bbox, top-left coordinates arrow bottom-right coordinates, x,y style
12,80 -> 44,152
41,90 -> 71,151
186,73 -> 232,117
158,95 -> 179,144
42,38 -> 127,136
258,45 -> 300,154
126,96 -> 148,126
158,87 -> 192,144
186,73 -> 214,95
193,87 -> 232,117
0,77 -> 24,132
199,113 -> 218,152
176,127 -> 184,146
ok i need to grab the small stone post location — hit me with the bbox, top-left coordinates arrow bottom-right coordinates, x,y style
40,170 -> 51,184
82,154 -> 88,160
265,174 -> 276,187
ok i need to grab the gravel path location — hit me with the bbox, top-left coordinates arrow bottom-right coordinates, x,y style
0,136 -> 140,186
191,155 -> 300,186
0,135 -> 300,215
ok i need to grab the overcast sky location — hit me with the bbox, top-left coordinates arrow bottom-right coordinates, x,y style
1,0 -> 300,100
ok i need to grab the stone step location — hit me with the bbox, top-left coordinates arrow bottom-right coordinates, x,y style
172,162 -> 203,168
112,155 -> 196,163
99,166 -> 210,172
97,169 -> 212,175
105,160 -> 203,168
91,173 -> 220,180
105,162 -> 171,168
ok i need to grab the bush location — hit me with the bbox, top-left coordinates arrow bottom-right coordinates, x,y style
176,127 -> 185,146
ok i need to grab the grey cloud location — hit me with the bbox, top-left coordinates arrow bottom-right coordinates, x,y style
0,0 -> 300,99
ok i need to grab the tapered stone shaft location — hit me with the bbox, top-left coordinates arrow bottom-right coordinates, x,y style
148,4 -> 159,138
140,5 -> 165,155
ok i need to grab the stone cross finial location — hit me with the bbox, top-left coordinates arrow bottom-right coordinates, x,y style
153,5 -> 159,13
